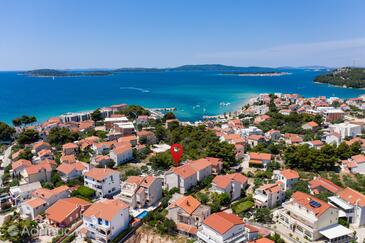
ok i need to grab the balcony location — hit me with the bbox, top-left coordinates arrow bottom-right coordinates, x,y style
197,230 -> 247,243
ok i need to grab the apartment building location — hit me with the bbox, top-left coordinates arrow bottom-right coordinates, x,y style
84,168 -> 121,198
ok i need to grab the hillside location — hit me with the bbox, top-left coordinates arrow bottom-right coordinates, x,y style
23,69 -> 113,77
314,67 -> 365,88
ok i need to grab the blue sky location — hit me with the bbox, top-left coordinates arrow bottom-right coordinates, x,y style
1,0 -> 364,70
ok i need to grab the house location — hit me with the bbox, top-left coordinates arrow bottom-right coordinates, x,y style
9,181 -> 42,205
84,168 -> 121,198
167,194 -> 210,237
278,191 -> 353,242
119,175 -> 162,209
265,130 -> 281,141
20,163 -> 52,183
188,158 -> 212,181
113,122 -> 135,136
325,133 -> 341,145
197,212 -> 247,243
92,141 -> 116,155
37,149 -> 53,161
79,120 -> 95,132
32,141 -> 51,154
46,197 -> 91,228
21,185 -> 70,220
284,133 -> 303,145
104,116 -> 129,130
328,187 -> 365,227
221,134 -> 245,145
309,177 -> 343,195
344,154 -> 365,174
306,140 -> 323,149
91,155 -> 112,167
253,183 -> 284,208
205,157 -> 223,174
329,123 -> 362,140
272,169 -> 299,191
56,162 -> 88,181
249,238 -> 274,243
247,134 -> 265,147
248,152 -> 272,169
302,121 -> 319,130
60,154 -> 77,164
83,199 -> 129,242
211,173 -> 248,201
11,159 -> 32,176
109,145 -> 133,165
165,164 -> 197,194
117,135 -> 137,147
254,115 -> 271,125
62,143 -> 79,155
137,130 -> 157,145
136,115 -> 149,125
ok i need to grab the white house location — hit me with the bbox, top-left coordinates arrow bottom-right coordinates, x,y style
83,199 -> 129,242
278,191 -> 353,242
187,158 -> 212,181
211,173 -> 248,201
56,162 -> 88,181
197,212 -> 247,243
84,168 -> 121,198
272,169 -> 299,191
328,187 -> 365,227
329,123 -> 362,140
9,181 -> 42,205
109,145 -> 133,165
253,183 -> 285,208
165,164 -> 198,194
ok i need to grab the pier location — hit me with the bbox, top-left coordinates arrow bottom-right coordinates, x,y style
148,107 -> 176,112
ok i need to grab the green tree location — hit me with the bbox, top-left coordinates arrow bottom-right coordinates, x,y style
48,127 -> 79,146
91,109 -> 103,122
12,115 -> 37,127
0,121 -> 15,142
254,208 -> 272,223
150,152 -> 173,170
163,112 -> 176,120
16,129 -> 40,145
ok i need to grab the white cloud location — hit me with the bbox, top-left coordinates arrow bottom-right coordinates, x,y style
195,38 -> 365,67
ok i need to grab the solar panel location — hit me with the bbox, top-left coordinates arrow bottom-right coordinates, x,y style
309,200 -> 321,208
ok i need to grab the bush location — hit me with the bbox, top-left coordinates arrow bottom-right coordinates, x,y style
71,186 -> 96,200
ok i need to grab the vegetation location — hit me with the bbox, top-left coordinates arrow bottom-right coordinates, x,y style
48,127 -> 79,146
285,180 -> 309,199
0,121 -> 15,142
12,115 -> 37,127
91,109 -> 103,122
231,195 -> 254,215
254,207 -> 273,223
269,233 -> 286,243
314,67 -> 365,88
118,105 -> 150,120
0,213 -> 37,243
16,129 -> 40,145
71,186 -> 96,201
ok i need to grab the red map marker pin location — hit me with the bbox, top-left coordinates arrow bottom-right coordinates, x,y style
170,144 -> 183,166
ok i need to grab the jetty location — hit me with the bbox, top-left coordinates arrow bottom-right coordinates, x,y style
148,107 -> 176,112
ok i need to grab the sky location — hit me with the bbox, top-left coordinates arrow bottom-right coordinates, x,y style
0,0 -> 364,70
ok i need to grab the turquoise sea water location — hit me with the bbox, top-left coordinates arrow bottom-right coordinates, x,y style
0,69 -> 364,124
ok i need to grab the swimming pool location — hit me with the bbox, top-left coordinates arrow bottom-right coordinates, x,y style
135,210 -> 148,219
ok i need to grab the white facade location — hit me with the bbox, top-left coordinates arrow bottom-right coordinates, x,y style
84,171 -> 121,198
110,147 -> 133,165
197,223 -> 247,243
329,123 -> 362,139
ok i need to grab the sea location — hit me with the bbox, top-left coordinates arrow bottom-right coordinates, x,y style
0,68 -> 364,124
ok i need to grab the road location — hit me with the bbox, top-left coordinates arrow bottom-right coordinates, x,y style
0,145 -> 12,186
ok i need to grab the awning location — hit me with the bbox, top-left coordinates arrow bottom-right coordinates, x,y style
319,224 -> 353,240
328,196 -> 353,210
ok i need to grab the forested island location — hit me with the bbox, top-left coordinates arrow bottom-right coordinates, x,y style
23,69 -> 113,77
222,71 -> 289,76
314,67 -> 365,88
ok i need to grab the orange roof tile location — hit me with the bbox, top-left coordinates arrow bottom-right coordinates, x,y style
249,238 -> 274,243
351,154 -> 365,164
12,159 -> 32,170
249,152 -> 272,161
62,143 -> 78,150
188,158 -> 211,171
280,169 -> 299,180
226,173 -> 248,185
83,199 -> 128,221
213,175 -> 232,189
337,187 -> 365,207
176,223 -> 198,235
84,168 -> 118,181
309,177 -> 343,194
172,164 -> 196,179
173,195 -> 201,215
112,144 -> 132,155
57,162 -> 86,175
24,197 -> 46,208
292,191 -> 333,216
46,197 -> 90,223
203,212 -> 244,235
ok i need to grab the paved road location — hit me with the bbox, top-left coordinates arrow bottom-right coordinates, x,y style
0,145 -> 12,186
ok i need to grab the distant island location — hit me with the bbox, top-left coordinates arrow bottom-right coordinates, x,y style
23,69 -> 113,77
222,71 -> 290,76
314,67 -> 365,88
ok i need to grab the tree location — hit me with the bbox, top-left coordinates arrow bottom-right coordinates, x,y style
269,233 -> 286,243
91,109 -> 103,122
71,186 -> 96,201
48,127 -> 79,146
285,180 -> 309,199
0,121 -> 15,142
16,129 -> 40,145
12,115 -> 37,127
254,208 -> 272,223
150,152 -> 173,170
163,112 -> 176,120
0,216 -> 37,243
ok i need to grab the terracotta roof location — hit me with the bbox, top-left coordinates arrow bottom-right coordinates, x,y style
213,175 -> 232,189
83,199 -> 128,221
203,212 -> 244,235
292,191 -> 333,217
188,158 -> 212,171
259,183 -> 282,193
309,177 -> 343,194
244,224 -> 259,233
310,140 -> 323,146
24,197 -> 46,208
173,195 -> 201,215
112,144 -> 132,155
305,121 -> 319,127
351,154 -> 365,164
205,157 -> 223,167
60,154 -> 77,164
25,163 -> 52,175
249,238 -> 274,243
62,143 -> 78,150
337,187 -> 365,207
126,176 -> 144,185
248,134 -> 265,141
226,173 -> 248,185
12,159 -> 32,170
46,197 -> 91,223
57,162 -> 86,175
140,175 -> 156,188
172,164 -> 196,179
84,168 -> 118,181
249,152 -> 272,161
33,141 -> 51,150
280,169 -> 299,180
176,223 -> 198,235
33,185 -> 69,199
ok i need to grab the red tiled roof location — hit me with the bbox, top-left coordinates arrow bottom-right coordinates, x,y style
203,212 -> 244,235
280,169 -> 299,180
337,187 -> 365,207
83,199 -> 128,221
309,177 -> 343,194
172,164 -> 196,179
292,191 -> 333,216
249,152 -> 271,161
